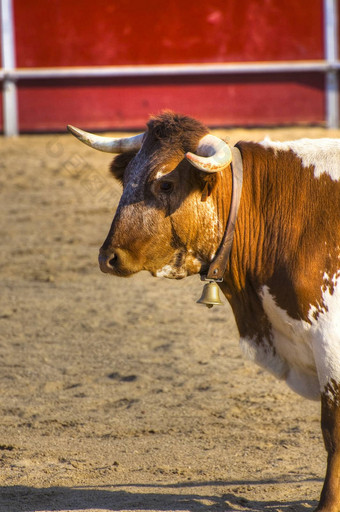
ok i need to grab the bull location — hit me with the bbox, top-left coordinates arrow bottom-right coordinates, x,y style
68,111 -> 340,511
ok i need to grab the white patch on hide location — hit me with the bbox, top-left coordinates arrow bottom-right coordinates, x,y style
309,272 -> 340,393
239,336 -> 287,380
259,286 -> 320,400
240,275 -> 340,400
156,265 -> 178,278
155,252 -> 202,280
155,264 -> 187,279
240,328 -> 320,400
260,137 -> 340,181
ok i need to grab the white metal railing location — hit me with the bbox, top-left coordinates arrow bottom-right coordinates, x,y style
1,0 -> 339,136
1,60 -> 338,80
1,0 -> 18,136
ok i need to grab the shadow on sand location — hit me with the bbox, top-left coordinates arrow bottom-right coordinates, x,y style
0,478 -> 319,511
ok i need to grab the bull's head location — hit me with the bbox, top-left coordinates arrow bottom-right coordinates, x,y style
68,112 -> 232,280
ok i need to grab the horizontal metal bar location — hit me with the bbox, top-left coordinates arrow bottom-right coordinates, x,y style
0,60 -> 340,81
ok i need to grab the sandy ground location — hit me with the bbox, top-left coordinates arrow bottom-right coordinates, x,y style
1,123 -> 340,512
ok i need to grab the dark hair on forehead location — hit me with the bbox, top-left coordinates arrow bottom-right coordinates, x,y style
146,111 -> 209,153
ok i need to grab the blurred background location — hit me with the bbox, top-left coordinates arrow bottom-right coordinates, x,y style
0,0 -> 339,134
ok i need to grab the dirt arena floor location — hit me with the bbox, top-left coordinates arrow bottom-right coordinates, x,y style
1,123 -> 340,512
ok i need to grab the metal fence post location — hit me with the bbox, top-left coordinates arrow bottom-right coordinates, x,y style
324,0 -> 339,128
1,0 -> 18,136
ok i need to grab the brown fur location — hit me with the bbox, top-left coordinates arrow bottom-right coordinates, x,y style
146,110 -> 208,151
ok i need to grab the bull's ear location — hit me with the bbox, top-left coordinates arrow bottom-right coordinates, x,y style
200,174 -> 218,202
110,151 -> 137,184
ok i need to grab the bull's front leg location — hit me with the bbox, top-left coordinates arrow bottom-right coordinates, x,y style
317,380 -> 340,512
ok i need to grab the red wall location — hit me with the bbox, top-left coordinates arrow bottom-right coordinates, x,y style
18,74 -> 325,132
14,0 -> 323,66
1,0 -> 331,131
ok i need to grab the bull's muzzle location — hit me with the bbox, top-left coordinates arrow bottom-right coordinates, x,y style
98,247 -> 137,277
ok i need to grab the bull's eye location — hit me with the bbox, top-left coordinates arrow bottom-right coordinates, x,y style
159,181 -> 174,193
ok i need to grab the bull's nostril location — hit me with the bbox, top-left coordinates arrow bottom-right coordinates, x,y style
98,250 -> 118,274
108,254 -> 117,268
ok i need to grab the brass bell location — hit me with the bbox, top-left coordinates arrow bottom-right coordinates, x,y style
197,281 -> 223,308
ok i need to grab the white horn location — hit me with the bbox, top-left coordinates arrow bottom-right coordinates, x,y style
67,125 -> 145,153
185,134 -> 232,173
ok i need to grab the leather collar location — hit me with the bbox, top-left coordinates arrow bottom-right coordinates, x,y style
203,145 -> 243,282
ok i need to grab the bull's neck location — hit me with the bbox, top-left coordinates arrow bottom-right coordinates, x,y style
220,142 -> 278,297
215,142 -> 274,339
220,141 -> 304,306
